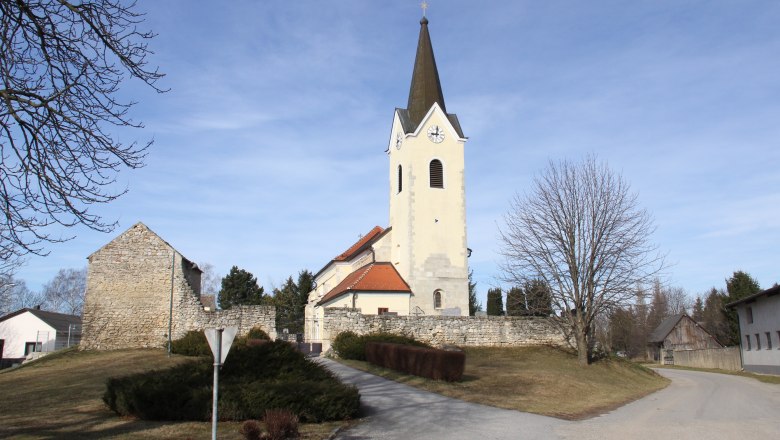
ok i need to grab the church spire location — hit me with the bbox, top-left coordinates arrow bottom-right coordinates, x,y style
406,16 -> 446,131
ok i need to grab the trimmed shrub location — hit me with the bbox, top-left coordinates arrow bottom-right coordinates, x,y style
264,409 -> 299,440
332,331 -> 429,360
366,342 -> 465,382
247,326 -> 271,340
104,340 -> 360,423
332,331 -> 365,360
170,330 -> 211,356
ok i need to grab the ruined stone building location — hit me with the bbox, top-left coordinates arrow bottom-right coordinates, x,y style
81,222 -> 275,350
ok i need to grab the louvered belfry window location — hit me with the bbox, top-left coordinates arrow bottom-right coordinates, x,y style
429,159 -> 443,188
398,165 -> 403,193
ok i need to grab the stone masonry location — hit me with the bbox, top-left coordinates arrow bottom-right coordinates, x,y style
322,308 -> 566,350
81,222 -> 275,350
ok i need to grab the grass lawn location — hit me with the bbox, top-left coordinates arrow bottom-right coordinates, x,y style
339,345 -> 669,420
0,348 -> 346,439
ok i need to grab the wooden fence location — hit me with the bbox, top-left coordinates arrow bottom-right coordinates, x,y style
672,346 -> 741,371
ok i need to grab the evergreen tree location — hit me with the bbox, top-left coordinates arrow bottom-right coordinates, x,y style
724,271 -> 761,345
702,288 -> 729,344
297,270 -> 315,309
646,280 -> 670,332
467,270 -> 482,316
505,286 -> 526,316
218,266 -> 265,309
272,269 -> 315,334
486,287 -> 504,316
524,279 -> 552,317
692,296 -> 705,322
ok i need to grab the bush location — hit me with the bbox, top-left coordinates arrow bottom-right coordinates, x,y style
170,330 -> 211,357
247,326 -> 271,340
332,331 -> 365,360
239,420 -> 262,440
104,340 -> 359,423
264,409 -> 299,440
332,331 -> 429,361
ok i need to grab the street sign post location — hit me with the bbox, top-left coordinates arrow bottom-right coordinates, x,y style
205,327 -> 237,440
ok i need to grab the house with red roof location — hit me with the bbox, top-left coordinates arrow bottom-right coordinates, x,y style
305,15 -> 470,346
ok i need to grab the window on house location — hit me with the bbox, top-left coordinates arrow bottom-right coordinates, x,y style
746,335 -> 751,351
24,342 -> 41,356
433,290 -> 443,309
429,159 -> 443,188
766,332 -> 772,350
378,307 -> 389,315
755,334 -> 761,350
398,165 -> 403,193
747,306 -> 753,324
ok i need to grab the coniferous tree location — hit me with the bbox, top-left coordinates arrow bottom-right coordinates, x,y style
723,271 -> 761,345
505,286 -> 526,316
524,279 -> 553,317
467,270 -> 482,316
702,288 -> 729,344
486,287 -> 504,316
692,296 -> 705,323
218,266 -> 265,309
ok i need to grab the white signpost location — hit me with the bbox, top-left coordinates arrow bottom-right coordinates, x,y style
205,327 -> 237,440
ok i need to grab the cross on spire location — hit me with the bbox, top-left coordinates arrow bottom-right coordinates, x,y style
421,1 -> 428,17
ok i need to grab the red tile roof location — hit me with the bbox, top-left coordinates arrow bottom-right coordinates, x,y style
318,263 -> 411,306
333,226 -> 384,262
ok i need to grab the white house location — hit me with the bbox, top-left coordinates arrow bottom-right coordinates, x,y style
727,284 -> 780,375
304,15 -> 470,346
0,308 -> 81,367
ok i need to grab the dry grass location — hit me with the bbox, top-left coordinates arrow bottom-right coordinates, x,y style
340,345 -> 669,420
0,348 -> 345,439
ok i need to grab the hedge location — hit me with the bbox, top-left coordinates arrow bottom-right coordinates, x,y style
104,340 -> 359,422
365,342 -> 465,382
332,331 -> 430,361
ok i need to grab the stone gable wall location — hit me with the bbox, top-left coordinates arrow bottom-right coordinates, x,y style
81,223 -> 275,350
322,308 -> 566,350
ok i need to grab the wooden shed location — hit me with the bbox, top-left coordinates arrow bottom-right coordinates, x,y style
647,314 -> 722,364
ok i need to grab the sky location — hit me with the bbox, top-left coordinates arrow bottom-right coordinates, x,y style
12,0 -> 780,307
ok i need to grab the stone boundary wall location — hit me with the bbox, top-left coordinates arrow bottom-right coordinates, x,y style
673,346 -> 741,371
322,308 -> 566,350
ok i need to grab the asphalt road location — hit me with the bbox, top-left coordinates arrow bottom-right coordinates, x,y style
320,359 -> 780,440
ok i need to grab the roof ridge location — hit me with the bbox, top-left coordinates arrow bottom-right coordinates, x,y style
345,263 -> 375,291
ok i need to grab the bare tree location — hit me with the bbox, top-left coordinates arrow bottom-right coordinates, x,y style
198,262 -> 221,296
42,267 -> 87,315
0,0 -> 164,258
499,156 -> 664,365
4,279 -> 44,311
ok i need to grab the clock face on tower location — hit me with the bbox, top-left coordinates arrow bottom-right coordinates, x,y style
395,132 -> 403,150
427,125 -> 445,143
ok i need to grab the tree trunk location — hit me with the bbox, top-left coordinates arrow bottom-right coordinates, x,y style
575,325 -> 590,366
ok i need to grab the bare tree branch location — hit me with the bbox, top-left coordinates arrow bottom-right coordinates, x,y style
0,0 -> 164,258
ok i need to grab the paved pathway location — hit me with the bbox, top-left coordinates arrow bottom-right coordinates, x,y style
319,359 -> 780,440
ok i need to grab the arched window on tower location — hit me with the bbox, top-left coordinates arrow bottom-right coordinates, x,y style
433,290 -> 443,309
429,159 -> 443,188
398,165 -> 403,193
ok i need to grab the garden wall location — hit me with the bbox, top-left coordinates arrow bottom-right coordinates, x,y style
672,346 -> 741,371
321,308 -> 566,351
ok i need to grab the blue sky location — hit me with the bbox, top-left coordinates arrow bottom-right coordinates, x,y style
14,1 -> 780,306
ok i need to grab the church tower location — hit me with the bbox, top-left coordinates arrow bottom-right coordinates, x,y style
387,16 -> 469,315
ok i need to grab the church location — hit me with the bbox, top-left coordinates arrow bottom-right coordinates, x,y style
304,15 -> 470,343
